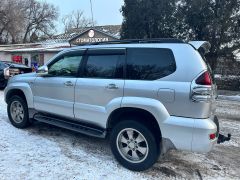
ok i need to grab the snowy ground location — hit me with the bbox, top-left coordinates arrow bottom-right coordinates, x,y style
0,90 -> 240,180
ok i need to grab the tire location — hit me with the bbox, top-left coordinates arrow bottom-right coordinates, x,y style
7,95 -> 30,128
110,120 -> 160,171
0,80 -> 7,90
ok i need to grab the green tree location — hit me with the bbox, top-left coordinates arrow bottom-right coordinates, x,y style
121,0 -> 240,70
177,0 -> 240,69
121,0 -> 177,39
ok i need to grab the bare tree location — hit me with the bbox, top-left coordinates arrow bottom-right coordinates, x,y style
62,10 -> 93,33
0,0 -> 58,44
22,0 -> 58,43
0,0 -> 25,43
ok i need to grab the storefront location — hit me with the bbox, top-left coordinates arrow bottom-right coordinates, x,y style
0,48 -> 62,69
69,28 -> 119,46
0,25 -> 121,68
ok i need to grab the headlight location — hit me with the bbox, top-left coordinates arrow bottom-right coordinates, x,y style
4,67 -> 10,79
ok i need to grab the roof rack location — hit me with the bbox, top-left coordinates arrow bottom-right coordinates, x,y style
79,38 -> 185,46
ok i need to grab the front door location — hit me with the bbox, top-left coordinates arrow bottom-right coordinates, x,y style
74,48 -> 125,128
32,51 -> 84,118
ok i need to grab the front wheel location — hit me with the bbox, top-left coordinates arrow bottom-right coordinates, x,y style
110,120 -> 160,171
7,95 -> 30,128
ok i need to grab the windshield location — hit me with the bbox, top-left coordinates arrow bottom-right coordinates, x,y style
0,61 -> 8,69
3,62 -> 29,68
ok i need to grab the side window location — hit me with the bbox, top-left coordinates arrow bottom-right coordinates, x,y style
126,48 -> 176,80
84,54 -> 124,79
48,56 -> 82,77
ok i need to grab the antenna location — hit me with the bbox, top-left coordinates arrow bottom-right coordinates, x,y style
90,0 -> 94,27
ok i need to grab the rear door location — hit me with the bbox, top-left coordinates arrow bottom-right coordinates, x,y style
74,48 -> 125,128
123,48 -> 178,114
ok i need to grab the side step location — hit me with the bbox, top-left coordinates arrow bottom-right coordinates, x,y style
34,114 -> 106,138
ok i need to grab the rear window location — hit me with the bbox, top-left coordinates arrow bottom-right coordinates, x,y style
126,48 -> 176,80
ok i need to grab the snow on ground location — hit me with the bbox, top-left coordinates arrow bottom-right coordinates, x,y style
0,90 -> 240,180
218,95 -> 240,102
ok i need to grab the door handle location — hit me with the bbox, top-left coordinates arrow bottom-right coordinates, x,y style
64,81 -> 74,87
106,83 -> 119,90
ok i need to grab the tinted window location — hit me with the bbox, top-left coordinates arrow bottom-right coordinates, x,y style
48,56 -> 82,77
84,55 -> 124,79
126,48 -> 176,80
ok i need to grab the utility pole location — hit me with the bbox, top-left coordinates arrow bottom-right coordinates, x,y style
90,0 -> 94,27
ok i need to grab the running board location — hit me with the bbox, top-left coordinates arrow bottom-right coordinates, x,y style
34,114 -> 106,138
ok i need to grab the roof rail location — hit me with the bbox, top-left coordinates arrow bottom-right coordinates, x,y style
79,38 -> 185,46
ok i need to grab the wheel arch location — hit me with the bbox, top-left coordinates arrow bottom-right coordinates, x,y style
107,107 -> 162,142
6,89 -> 27,103
5,85 -> 33,108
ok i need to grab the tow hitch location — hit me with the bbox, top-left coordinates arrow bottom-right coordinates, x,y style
217,133 -> 231,144
213,116 -> 231,144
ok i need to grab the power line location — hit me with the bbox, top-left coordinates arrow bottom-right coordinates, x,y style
90,0 -> 94,27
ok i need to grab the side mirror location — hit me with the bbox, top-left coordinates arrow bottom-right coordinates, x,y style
37,65 -> 48,76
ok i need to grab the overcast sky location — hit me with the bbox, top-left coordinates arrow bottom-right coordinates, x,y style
39,0 -> 124,33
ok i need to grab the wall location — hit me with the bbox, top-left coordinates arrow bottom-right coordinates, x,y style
0,51 -> 12,61
44,52 -> 57,64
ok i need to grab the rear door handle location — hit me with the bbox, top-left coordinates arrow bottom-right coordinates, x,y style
64,81 -> 74,87
106,83 -> 118,90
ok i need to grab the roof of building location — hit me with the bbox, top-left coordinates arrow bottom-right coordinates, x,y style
2,42 -> 69,53
49,25 -> 121,42
0,25 -> 122,53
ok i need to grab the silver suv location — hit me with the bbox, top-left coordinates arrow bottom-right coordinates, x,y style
4,39 -> 227,171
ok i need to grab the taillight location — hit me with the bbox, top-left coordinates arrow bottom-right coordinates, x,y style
195,71 -> 212,85
191,71 -> 213,102
209,133 -> 216,140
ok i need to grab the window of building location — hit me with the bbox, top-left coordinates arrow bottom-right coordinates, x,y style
126,48 -> 176,80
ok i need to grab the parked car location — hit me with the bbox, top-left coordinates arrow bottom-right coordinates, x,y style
4,39 -> 230,171
0,61 -> 32,89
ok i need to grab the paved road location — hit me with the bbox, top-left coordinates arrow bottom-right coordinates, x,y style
0,90 -> 239,179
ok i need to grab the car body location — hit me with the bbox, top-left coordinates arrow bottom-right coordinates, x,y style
4,39 -> 223,171
0,61 -> 32,88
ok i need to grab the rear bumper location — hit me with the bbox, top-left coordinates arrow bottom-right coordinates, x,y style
191,116 -> 218,152
161,115 -> 218,153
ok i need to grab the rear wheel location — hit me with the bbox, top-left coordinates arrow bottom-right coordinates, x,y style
110,120 -> 160,171
7,95 -> 30,128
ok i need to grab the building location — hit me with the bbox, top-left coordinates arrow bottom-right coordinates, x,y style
0,25 -> 121,68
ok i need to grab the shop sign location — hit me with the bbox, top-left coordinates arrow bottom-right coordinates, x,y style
70,29 -> 116,45
74,37 -> 109,44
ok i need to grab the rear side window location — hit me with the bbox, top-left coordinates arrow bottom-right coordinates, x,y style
126,48 -> 176,80
84,55 -> 124,79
